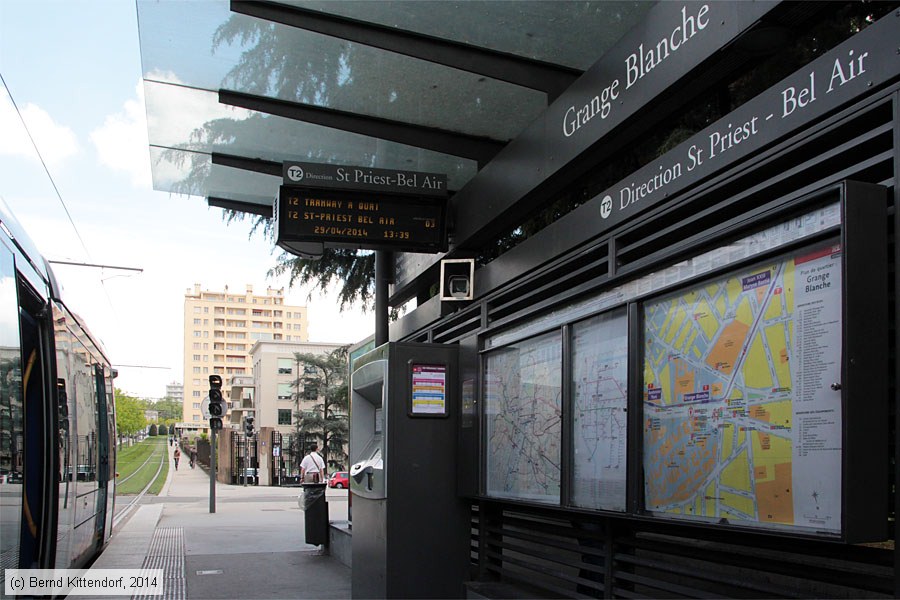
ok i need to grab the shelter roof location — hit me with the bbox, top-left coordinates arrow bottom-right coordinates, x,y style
137,0 -> 655,215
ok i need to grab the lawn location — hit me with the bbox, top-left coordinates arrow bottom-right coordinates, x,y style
115,436 -> 169,495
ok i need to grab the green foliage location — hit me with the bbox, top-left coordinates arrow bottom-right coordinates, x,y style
153,398 -> 183,422
149,424 -> 158,436
158,424 -> 168,436
270,249 -> 375,311
115,389 -> 147,440
292,346 -> 350,470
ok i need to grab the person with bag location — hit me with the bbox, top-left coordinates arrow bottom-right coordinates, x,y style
173,446 -> 181,471
300,445 -> 325,483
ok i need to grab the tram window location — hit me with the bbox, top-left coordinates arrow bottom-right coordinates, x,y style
0,246 -> 23,572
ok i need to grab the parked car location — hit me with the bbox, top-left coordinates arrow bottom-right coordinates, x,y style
328,471 -> 349,489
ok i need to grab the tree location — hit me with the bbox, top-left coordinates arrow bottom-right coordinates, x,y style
292,346 -> 350,472
115,389 -> 146,446
149,424 -> 158,436
158,424 -> 168,437
153,398 -> 183,423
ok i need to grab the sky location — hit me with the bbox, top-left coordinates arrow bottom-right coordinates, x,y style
0,0 -> 376,400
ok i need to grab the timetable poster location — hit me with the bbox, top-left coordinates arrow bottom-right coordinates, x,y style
411,364 -> 447,415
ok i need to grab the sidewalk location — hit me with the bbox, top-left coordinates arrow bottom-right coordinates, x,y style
90,442 -> 350,599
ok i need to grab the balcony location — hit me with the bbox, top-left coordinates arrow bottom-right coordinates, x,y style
230,375 -> 254,388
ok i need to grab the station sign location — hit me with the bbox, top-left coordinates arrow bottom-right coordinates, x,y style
276,186 -> 447,254
282,161 -> 447,198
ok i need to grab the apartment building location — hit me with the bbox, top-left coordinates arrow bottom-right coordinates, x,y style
182,283 -> 309,427
165,382 -> 183,403
245,340 -> 343,436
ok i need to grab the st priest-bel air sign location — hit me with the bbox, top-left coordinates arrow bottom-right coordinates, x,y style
275,161 -> 448,258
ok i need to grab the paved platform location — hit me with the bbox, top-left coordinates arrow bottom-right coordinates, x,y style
88,443 -> 350,599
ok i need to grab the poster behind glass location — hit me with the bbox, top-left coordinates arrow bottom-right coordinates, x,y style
484,331 -> 561,503
642,240 -> 843,535
571,308 -> 628,511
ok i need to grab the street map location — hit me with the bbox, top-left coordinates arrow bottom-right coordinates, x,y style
485,332 -> 562,503
643,242 -> 843,534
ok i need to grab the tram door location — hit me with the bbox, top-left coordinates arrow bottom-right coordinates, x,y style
16,278 -> 52,569
94,365 -> 113,547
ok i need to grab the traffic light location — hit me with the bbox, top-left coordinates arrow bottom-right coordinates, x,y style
208,375 -> 224,431
244,416 -> 255,438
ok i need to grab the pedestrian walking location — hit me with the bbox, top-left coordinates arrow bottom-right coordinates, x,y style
173,446 -> 181,471
190,447 -> 197,469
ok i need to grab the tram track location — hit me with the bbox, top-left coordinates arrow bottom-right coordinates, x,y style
113,443 -> 168,529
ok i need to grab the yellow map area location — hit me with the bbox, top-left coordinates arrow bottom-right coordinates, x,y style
644,258 -> 800,527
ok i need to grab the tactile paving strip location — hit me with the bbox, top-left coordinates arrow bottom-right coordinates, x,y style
133,527 -> 185,600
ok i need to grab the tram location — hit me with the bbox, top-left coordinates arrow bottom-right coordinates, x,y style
0,200 -> 116,579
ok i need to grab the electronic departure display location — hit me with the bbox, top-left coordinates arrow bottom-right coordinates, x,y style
276,186 -> 447,254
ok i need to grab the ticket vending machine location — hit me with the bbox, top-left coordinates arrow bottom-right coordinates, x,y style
350,342 -> 468,599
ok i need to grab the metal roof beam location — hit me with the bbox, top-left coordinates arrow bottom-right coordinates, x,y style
211,151 -> 281,176
229,0 -> 580,102
208,196 -> 273,218
219,89 -> 503,167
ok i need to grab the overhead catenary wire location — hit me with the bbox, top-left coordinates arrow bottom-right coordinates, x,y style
0,72 -> 92,260
1,72 -> 137,322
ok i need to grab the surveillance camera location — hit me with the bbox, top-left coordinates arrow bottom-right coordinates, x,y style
447,275 -> 470,299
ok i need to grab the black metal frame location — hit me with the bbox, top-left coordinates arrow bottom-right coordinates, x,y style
475,181 -> 888,540
413,78 -> 898,593
218,89 -> 504,167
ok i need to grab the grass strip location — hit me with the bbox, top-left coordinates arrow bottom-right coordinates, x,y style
116,437 -> 167,495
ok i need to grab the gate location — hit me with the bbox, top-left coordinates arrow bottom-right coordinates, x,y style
271,432 -> 305,485
230,432 -> 258,485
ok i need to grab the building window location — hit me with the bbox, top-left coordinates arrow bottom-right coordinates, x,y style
278,409 -> 292,425
193,390 -> 201,397
194,306 -> 201,313
193,367 -> 201,374
193,402 -> 201,409
293,324 -> 302,330
304,386 -> 318,401
193,318 -> 201,325
277,358 -> 292,374
193,379 -> 201,385
193,415 -> 200,421
193,331 -> 201,338
278,383 -> 292,400
193,342 -> 201,349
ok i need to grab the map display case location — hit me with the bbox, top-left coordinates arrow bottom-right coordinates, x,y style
484,331 -> 562,504
642,241 -> 843,534
479,182 -> 887,543
571,308 -> 628,511
637,184 -> 888,541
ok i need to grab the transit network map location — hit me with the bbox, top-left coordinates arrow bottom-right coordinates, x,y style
485,332 -> 562,503
571,311 -> 628,511
643,243 -> 843,533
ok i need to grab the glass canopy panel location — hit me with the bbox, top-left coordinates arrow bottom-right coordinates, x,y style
145,82 -> 478,195
137,0 -> 545,142
278,0 -> 657,71
149,147 -> 278,205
